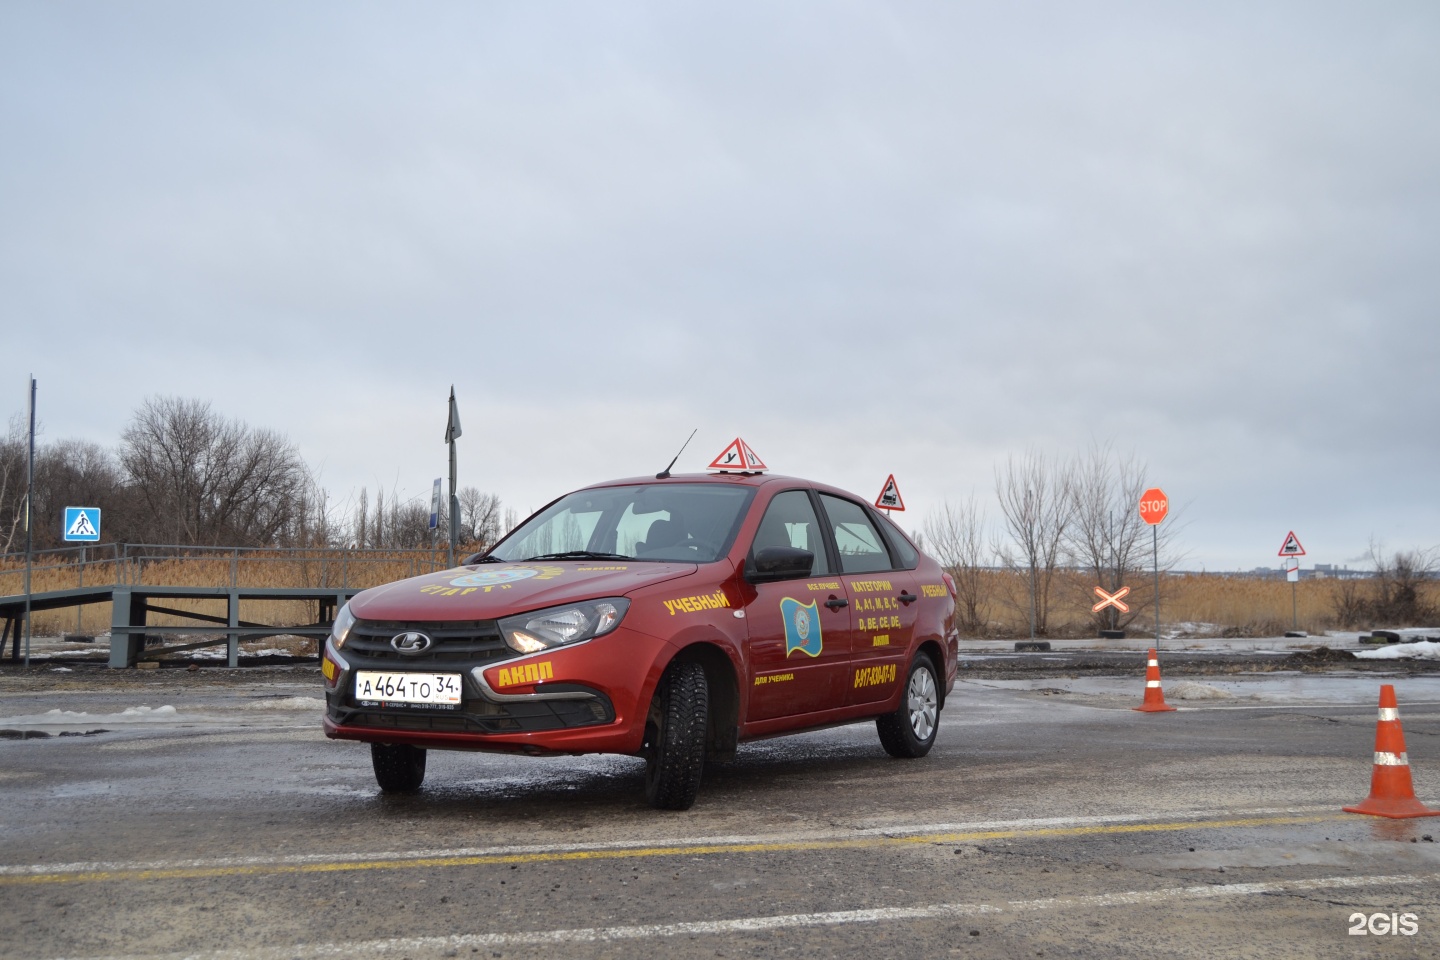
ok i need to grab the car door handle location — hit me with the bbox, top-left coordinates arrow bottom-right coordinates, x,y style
825,597 -> 849,610
897,592 -> 918,606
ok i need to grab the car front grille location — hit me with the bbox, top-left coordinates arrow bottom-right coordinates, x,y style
339,695 -> 613,735
345,619 -> 509,666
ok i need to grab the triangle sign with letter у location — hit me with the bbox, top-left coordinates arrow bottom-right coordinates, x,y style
1277,531 -> 1306,557
708,437 -> 766,473
874,474 -> 905,511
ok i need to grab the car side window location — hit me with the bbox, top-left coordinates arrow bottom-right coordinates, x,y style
818,494 -> 894,574
749,490 -> 832,576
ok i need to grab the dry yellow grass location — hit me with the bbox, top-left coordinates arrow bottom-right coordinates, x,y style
940,568 -> 1433,638
3,551 -> 1431,640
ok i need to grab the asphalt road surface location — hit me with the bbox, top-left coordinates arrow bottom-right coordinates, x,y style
3,665 -> 1439,959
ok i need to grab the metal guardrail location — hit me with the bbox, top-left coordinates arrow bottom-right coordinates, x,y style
0,543 -> 459,668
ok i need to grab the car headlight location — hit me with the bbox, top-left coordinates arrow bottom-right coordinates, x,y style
330,602 -> 357,649
499,598 -> 630,654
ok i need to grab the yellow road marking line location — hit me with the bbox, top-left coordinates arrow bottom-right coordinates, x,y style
0,813 -> 1338,887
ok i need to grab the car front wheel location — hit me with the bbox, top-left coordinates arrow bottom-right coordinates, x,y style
371,742 -> 426,792
876,653 -> 939,758
644,660 -> 709,810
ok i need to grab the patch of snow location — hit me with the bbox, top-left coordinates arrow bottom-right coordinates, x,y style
0,705 -> 180,728
1354,640 -> 1440,660
50,667 -> 73,673
1167,681 -> 1234,700
1166,622 -> 1225,639
184,647 -> 302,660
120,705 -> 177,717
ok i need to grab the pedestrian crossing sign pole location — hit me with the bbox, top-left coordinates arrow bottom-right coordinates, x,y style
63,507 -> 101,640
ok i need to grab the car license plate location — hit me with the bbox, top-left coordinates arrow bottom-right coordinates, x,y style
354,671 -> 462,706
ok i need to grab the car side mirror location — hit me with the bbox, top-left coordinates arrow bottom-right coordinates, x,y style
745,546 -> 815,583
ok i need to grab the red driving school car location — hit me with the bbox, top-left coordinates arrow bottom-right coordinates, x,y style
323,453 -> 958,810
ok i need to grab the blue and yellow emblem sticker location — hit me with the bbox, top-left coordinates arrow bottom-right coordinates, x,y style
780,598 -> 822,658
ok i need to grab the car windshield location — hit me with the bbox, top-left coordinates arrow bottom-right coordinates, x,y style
488,483 -> 755,564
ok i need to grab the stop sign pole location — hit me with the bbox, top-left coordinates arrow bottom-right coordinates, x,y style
1138,488 -> 1169,648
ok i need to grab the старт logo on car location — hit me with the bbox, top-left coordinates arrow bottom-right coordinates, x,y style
390,631 -> 433,655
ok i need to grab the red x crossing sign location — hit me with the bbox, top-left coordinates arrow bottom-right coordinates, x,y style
1092,585 -> 1131,614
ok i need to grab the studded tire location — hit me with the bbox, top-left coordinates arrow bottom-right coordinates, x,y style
644,660 -> 709,810
876,653 -> 940,759
371,742 -> 427,792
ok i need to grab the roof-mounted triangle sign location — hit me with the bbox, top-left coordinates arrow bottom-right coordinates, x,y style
708,437 -> 766,473
1278,531 -> 1306,557
874,474 -> 905,511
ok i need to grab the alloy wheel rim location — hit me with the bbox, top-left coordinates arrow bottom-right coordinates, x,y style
907,667 -> 937,740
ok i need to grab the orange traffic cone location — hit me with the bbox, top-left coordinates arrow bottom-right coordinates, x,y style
1343,685 -> 1440,819
1133,648 -> 1176,713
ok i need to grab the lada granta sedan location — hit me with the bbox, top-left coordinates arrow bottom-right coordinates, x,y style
323,471 -> 959,809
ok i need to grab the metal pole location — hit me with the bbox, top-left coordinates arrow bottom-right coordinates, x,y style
448,445 -> 457,568
23,376 -> 36,667
77,546 -> 84,636
1292,576 -> 1298,632
445,386 -> 461,569
1152,524 -> 1160,649
1108,510 -> 1118,632
1029,561 -> 1036,639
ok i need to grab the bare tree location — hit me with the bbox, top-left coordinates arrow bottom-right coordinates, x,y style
1065,443 -> 1151,633
0,416 -> 27,554
1337,541 -> 1440,627
995,450 -> 1074,637
119,396 -> 311,546
922,495 -> 989,633
31,439 -> 141,548
354,488 -> 369,548
289,482 -> 339,548
388,497 -> 433,549
456,487 -> 504,550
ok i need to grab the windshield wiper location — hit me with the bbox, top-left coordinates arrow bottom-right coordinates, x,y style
462,554 -> 507,564
522,551 -> 633,562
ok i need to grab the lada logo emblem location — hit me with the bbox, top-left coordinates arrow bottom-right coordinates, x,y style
390,632 -> 433,655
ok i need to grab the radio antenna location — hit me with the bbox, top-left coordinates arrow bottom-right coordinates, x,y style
656,428 -> 698,479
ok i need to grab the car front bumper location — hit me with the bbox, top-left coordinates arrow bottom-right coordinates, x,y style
322,626 -> 671,755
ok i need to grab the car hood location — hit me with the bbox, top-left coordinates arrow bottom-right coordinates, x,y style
348,561 -> 703,623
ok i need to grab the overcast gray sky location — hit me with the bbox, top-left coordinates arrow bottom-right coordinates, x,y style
3,1 -> 1437,570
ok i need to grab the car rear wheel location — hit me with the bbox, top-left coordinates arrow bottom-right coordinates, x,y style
876,653 -> 939,758
644,660 -> 709,810
371,742 -> 426,792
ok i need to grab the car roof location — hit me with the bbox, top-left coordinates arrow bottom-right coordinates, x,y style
579,472 -> 865,500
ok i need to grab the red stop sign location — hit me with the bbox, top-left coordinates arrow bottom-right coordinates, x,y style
1138,487 -> 1168,525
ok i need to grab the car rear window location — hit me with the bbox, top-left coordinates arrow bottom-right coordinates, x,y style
874,509 -> 920,569
818,494 -> 894,574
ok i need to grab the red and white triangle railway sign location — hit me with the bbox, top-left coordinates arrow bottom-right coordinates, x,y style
874,474 -> 905,511
1277,531 -> 1306,557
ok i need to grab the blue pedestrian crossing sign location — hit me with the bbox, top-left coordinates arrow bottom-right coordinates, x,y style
64,507 -> 101,542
